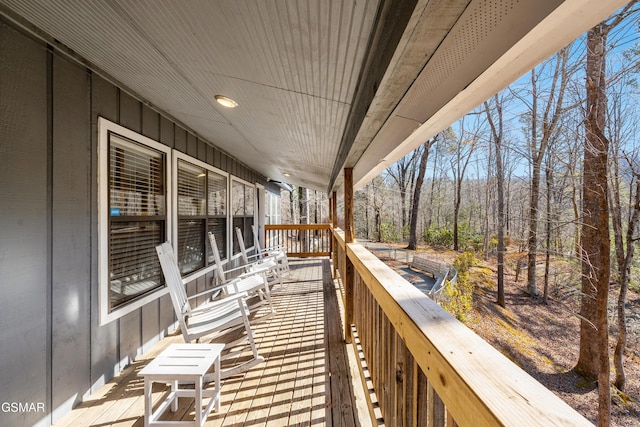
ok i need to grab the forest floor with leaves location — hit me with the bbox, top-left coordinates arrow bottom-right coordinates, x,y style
368,243 -> 640,426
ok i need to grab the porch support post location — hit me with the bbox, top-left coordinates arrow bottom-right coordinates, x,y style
332,191 -> 338,228
328,194 -> 333,224
344,168 -> 354,343
331,191 -> 338,279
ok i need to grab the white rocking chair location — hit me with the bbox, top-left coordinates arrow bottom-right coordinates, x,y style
207,231 -> 276,316
235,227 -> 282,287
251,224 -> 290,274
155,242 -> 264,379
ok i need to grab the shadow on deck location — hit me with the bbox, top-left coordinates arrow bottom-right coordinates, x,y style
55,258 -> 365,427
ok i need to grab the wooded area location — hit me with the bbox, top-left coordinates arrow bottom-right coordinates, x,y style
350,5 -> 640,426
280,5 -> 640,426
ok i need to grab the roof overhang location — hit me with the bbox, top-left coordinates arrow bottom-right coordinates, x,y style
0,0 -> 628,194
332,0 -> 630,192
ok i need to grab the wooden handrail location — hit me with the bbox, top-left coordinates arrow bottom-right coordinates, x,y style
264,224 -> 331,257
331,227 -> 592,427
265,223 -> 330,231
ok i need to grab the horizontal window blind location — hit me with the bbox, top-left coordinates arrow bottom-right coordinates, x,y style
208,172 -> 227,215
177,159 -> 229,273
108,134 -> 166,312
110,135 -> 165,216
177,160 -> 206,216
109,221 -> 164,309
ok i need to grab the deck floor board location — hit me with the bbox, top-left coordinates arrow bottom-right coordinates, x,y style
54,258 -> 362,427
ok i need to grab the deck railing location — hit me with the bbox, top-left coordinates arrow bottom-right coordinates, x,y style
262,223 -> 593,425
264,223 -> 331,257
330,227 -> 593,427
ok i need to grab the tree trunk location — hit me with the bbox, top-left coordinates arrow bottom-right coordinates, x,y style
569,144 -> 582,259
482,140 -> 494,260
543,164 -> 553,304
495,136 -> 505,308
388,152 -> 418,240
526,48 -> 570,297
526,167 -> 540,296
453,181 -> 461,251
484,96 -> 505,307
575,23 -> 611,427
613,172 -> 640,391
408,139 -> 434,250
427,149 -> 438,229
365,185 -> 370,240
527,68 -> 540,297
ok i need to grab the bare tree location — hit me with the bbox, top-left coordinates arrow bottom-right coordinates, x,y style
449,115 -> 480,251
516,45 -> 573,296
606,31 -> 640,391
611,156 -> 640,392
387,151 -> 419,239
426,143 -> 440,229
543,154 -> 554,304
481,138 -> 495,260
484,95 -> 507,307
369,176 -> 387,242
576,23 -> 612,423
574,5 -> 639,423
407,136 -> 438,250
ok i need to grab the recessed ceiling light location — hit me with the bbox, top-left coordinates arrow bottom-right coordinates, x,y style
214,95 -> 238,108
283,172 -> 291,177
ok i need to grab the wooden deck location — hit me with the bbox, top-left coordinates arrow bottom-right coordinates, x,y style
55,258 -> 367,427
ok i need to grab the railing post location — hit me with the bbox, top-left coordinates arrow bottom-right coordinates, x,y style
344,168 -> 354,343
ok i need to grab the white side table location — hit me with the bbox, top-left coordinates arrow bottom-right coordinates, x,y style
138,343 -> 224,427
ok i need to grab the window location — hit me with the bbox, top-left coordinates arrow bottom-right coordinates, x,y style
98,118 -> 172,325
231,178 -> 255,255
174,153 -> 228,276
265,190 -> 281,224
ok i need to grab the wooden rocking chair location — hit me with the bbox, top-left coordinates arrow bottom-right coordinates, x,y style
155,242 -> 264,379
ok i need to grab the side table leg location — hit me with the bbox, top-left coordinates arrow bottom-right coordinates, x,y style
144,379 -> 152,427
171,380 -> 178,412
195,376 -> 203,427
215,356 -> 221,412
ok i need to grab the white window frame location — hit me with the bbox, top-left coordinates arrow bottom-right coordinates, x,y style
98,117 -> 172,325
172,151 -> 230,282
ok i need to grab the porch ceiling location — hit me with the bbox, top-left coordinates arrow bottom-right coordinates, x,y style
0,0 -> 627,193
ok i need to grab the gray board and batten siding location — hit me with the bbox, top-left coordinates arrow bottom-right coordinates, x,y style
0,18 -> 274,426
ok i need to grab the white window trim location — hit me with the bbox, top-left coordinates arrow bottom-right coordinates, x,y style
172,151 -> 230,281
97,117 -> 172,325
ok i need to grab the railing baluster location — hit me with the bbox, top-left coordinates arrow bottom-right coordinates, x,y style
395,332 -> 404,426
416,367 -> 428,427
260,225 -> 592,427
428,381 -> 446,427
264,224 -> 331,257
